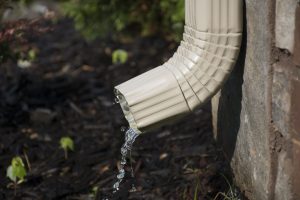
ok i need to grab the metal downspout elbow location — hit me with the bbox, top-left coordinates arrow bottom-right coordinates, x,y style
115,0 -> 243,133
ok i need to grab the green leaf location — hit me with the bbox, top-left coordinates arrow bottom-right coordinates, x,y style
12,157 -> 25,168
7,156 -> 27,183
193,181 -> 199,200
28,49 -> 36,61
89,186 -> 99,197
60,137 -> 74,151
13,165 -> 26,181
112,49 -> 128,64
6,166 -> 16,182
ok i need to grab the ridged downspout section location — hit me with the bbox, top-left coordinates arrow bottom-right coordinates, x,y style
115,0 -> 243,133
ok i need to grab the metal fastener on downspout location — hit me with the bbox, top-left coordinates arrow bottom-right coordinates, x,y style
115,0 -> 243,133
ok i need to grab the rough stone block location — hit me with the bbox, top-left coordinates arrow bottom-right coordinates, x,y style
291,78 -> 300,136
294,5 -> 300,65
212,1 -> 300,199
272,65 -> 292,139
274,152 -> 293,200
292,139 -> 300,199
275,0 -> 298,52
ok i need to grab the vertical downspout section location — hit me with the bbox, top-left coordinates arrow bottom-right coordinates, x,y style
115,0 -> 243,133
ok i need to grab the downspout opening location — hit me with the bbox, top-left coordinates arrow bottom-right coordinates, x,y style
114,88 -> 141,134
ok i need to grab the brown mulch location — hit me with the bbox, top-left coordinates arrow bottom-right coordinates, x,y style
0,19 -> 234,200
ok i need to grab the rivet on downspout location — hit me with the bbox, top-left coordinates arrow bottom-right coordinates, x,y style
115,0 -> 243,133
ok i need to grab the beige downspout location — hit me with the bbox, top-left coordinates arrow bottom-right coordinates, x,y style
115,0 -> 243,133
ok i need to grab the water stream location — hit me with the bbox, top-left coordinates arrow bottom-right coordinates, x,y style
112,127 -> 139,193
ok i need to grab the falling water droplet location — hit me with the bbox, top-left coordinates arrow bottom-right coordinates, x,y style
129,150 -> 137,192
114,97 -> 120,104
114,95 -> 123,104
112,128 -> 139,193
121,147 -> 127,155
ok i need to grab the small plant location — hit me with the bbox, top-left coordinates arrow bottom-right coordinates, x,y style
112,49 -> 128,64
60,137 -> 74,159
213,174 -> 240,200
28,49 -> 36,62
193,180 -> 199,200
6,156 -> 27,195
89,186 -> 99,198
0,19 -> 48,65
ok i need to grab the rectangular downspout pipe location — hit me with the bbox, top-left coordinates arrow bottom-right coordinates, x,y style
115,0 -> 243,133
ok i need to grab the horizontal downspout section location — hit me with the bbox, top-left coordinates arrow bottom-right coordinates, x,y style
115,0 -> 243,133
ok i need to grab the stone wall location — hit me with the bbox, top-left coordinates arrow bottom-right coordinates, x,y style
211,0 -> 300,199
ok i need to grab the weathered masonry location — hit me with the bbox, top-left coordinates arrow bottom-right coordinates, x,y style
212,0 -> 300,199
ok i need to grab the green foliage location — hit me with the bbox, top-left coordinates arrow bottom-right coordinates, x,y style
213,174 -> 240,200
16,49 -> 37,68
6,156 -> 27,184
193,181 -> 199,200
60,137 -> 74,159
60,137 -> 74,151
28,49 -> 36,62
112,49 -> 128,64
89,186 -> 99,198
62,0 -> 184,41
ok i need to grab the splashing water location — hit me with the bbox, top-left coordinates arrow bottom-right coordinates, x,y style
114,97 -> 120,104
113,127 -> 139,193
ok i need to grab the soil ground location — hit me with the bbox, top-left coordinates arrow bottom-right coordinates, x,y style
0,19 -> 234,200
